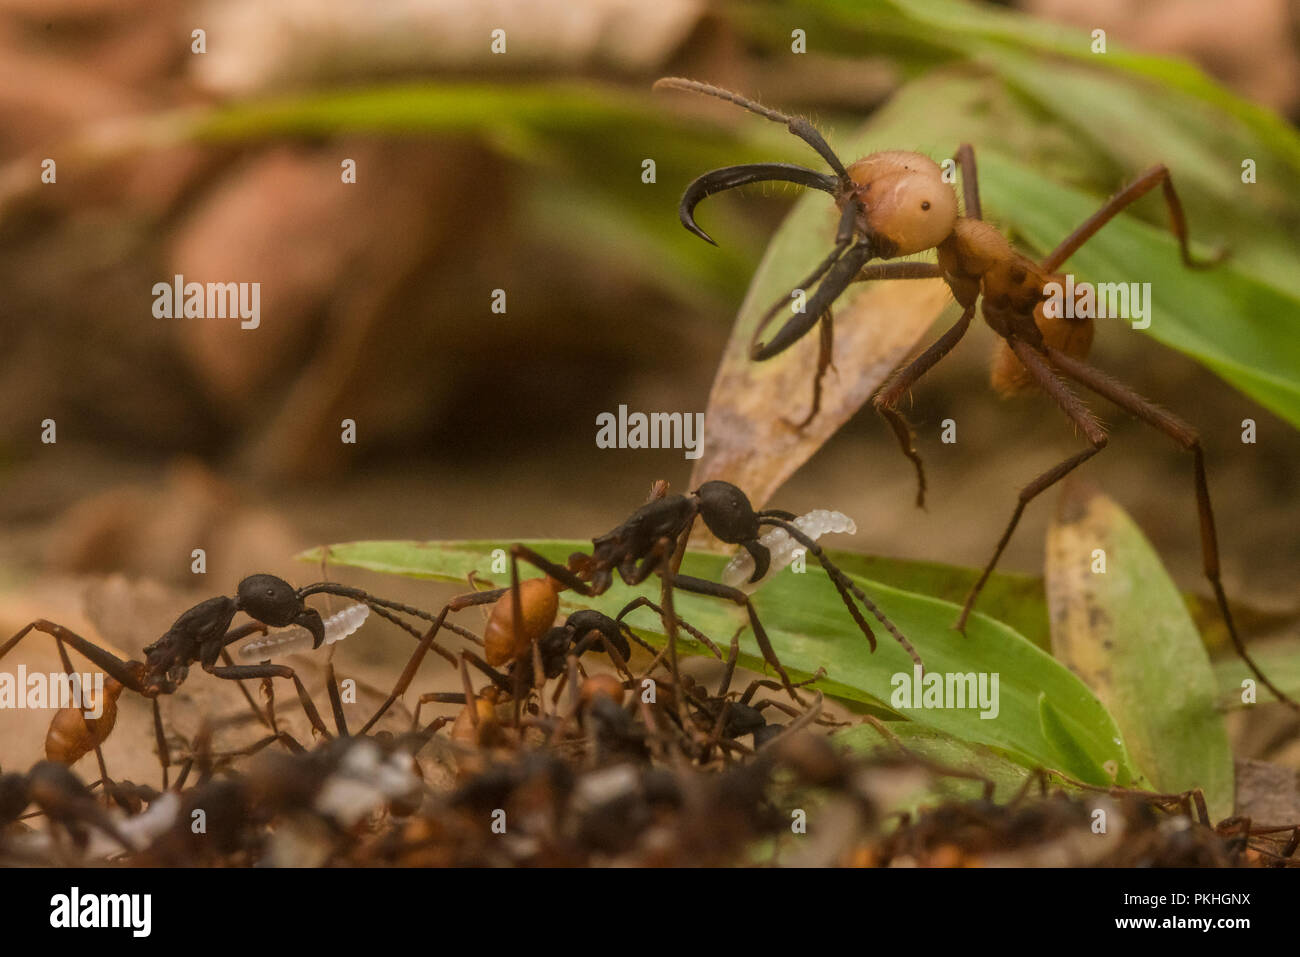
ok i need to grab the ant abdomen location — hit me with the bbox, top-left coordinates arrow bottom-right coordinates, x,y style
483,577 -> 560,666
991,273 -> 1095,397
44,678 -> 124,765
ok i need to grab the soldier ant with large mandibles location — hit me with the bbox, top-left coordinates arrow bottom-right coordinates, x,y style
425,479 -> 921,706
655,77 -> 1298,713
0,574 -> 458,785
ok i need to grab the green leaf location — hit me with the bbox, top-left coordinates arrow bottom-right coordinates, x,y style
976,150 -> 1300,428
827,552 -> 1050,651
836,720 -> 1037,806
1045,481 -> 1233,820
1213,637 -> 1300,710
807,0 -> 1300,175
303,539 -> 1135,785
1038,694 -> 1111,785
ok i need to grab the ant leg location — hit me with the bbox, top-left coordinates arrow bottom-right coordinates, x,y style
151,698 -> 170,790
0,621 -> 163,788
953,143 -> 982,220
614,596 -> 722,657
509,544 -> 596,595
206,661 -> 332,740
325,661 -> 349,737
718,628 -> 742,698
570,629 -> 634,680
294,583 -> 478,651
653,78 -> 851,179
1045,346 -> 1300,714
360,588 -> 509,733
671,573 -> 807,705
359,610 -> 451,734
762,519 -> 922,667
741,673 -> 825,705
786,314 -> 835,431
0,620 -> 146,692
295,583 -> 442,625
218,627 -> 275,730
412,692 -> 467,729
872,303 -> 976,508
364,601 -> 464,666
956,340 -> 1108,632
50,637 -> 112,799
1040,165 -> 1225,273
461,650 -> 514,694
651,535 -> 692,725
751,209 -> 866,360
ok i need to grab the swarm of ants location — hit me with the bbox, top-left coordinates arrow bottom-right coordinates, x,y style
3,480 -> 1295,867
3,79 -> 1296,868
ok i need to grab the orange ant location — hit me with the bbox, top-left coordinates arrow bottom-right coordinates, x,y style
655,77 -> 1296,712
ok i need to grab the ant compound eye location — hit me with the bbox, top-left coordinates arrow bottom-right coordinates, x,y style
921,201 -> 931,210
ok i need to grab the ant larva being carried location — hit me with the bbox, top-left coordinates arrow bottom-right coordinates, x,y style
655,77 -> 1298,713
461,479 -> 918,704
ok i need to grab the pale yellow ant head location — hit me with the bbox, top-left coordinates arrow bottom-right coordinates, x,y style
845,151 -> 957,257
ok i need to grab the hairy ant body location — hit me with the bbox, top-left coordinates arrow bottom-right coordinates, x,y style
656,78 -> 1294,711
1,574 -> 454,785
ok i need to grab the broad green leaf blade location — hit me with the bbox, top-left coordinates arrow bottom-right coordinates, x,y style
1214,638 -> 1300,711
1046,480 -> 1233,819
1038,694 -> 1110,786
974,150 -> 1300,428
829,552 -> 1050,651
304,539 -> 1135,785
836,721 -> 1037,806
811,0 -> 1300,174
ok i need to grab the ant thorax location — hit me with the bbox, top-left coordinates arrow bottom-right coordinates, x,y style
939,220 -> 1050,335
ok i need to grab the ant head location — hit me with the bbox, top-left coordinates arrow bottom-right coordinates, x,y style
845,151 -> 957,257
694,480 -> 761,544
236,574 -> 302,626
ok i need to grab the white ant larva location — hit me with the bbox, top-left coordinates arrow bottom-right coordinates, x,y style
722,509 -> 857,593
236,603 -> 369,661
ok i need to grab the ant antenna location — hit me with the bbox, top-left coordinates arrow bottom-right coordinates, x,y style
654,77 -> 850,181
759,516 -> 922,669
